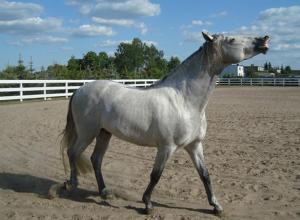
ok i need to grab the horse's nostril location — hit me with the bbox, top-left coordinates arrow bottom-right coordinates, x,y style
264,36 -> 270,40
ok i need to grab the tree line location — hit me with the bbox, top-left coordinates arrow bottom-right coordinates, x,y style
0,38 -> 181,80
263,62 -> 292,75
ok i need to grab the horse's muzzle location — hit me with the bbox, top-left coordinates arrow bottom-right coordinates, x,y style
255,36 -> 270,54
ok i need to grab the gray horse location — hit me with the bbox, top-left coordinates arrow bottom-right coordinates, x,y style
60,32 -> 269,215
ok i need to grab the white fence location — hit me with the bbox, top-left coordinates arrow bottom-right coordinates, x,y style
0,79 -> 157,102
0,78 -> 299,102
217,78 -> 300,86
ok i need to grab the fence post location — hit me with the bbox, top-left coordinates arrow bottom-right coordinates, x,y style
20,82 -> 23,102
261,78 -> 263,86
228,78 -> 231,86
250,78 -> 252,86
283,78 -> 285,87
298,78 -> 300,87
65,81 -> 68,99
43,82 -> 47,100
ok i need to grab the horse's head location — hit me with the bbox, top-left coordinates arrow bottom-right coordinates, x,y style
202,32 -> 269,65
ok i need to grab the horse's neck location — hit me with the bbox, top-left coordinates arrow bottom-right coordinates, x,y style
163,48 -> 224,111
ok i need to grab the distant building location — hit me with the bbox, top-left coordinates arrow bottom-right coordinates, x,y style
244,65 -> 265,73
276,69 -> 281,74
220,64 -> 245,77
255,72 -> 276,77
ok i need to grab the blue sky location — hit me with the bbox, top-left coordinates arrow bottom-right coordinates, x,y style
0,0 -> 300,71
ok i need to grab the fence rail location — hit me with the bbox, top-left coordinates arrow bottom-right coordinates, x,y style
217,78 -> 300,86
0,79 -> 157,102
0,78 -> 299,102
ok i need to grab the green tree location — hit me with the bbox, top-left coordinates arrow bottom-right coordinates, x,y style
167,56 -> 181,73
284,65 -> 292,74
268,62 -> 272,71
264,62 -> 269,71
67,56 -> 82,72
114,38 -> 145,78
16,55 -> 32,79
0,65 -> 18,79
46,63 -> 69,79
82,51 -> 98,72
98,52 -> 109,69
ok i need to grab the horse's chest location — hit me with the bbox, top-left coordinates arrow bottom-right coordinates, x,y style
173,113 -> 206,147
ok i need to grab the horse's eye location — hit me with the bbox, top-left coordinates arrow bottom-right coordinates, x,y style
229,38 -> 235,43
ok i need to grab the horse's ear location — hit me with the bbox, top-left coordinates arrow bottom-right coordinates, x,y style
202,32 -> 214,42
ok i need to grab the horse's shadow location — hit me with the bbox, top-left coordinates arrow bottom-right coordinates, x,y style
0,172 -> 215,216
125,201 -> 215,215
0,172 -> 111,206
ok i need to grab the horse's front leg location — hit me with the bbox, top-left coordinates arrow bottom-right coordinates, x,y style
185,141 -> 223,215
142,145 -> 176,214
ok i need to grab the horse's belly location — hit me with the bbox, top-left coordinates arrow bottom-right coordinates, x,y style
113,131 -> 156,147
105,124 -> 157,147
101,113 -> 157,147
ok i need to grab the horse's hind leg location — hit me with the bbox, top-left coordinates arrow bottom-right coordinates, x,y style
185,141 -> 223,215
142,145 -> 176,214
65,137 -> 92,191
91,129 -> 112,199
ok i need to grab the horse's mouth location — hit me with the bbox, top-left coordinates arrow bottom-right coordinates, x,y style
257,44 -> 269,54
255,36 -> 269,54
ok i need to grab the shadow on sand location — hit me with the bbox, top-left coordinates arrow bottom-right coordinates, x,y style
125,201 -> 215,216
0,172 -> 115,208
0,172 -> 216,216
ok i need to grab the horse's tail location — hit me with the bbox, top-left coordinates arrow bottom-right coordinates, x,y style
60,92 -> 92,175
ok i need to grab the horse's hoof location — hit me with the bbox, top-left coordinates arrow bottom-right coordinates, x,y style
47,183 -> 63,199
63,181 -> 74,192
100,188 -> 114,200
144,207 -> 154,215
213,207 -> 224,217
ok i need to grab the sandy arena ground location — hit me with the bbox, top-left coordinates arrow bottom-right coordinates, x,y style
0,87 -> 299,220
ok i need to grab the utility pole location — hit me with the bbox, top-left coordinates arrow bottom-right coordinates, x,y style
18,53 -> 23,66
29,56 -> 34,75
29,56 -> 33,74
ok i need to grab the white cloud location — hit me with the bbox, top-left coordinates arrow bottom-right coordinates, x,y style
0,1 -> 66,45
7,35 -> 68,46
210,10 -> 227,18
21,36 -> 68,44
96,39 -> 157,48
137,22 -> 148,35
72,24 -> 115,37
61,46 -> 73,51
192,20 -> 212,26
92,17 -> 135,27
75,0 -> 160,18
180,19 -> 212,38
182,30 -> 205,43
143,40 -> 157,46
273,43 -> 300,51
67,0 -> 158,36
0,0 -> 43,20
0,17 -> 63,35
92,17 -> 148,35
96,39 -> 126,47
